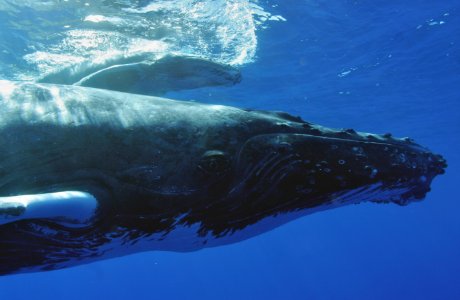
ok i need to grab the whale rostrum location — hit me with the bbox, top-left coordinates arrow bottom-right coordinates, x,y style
0,81 -> 446,275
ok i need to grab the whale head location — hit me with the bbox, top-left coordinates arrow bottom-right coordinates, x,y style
103,107 -> 447,238
166,110 -> 447,237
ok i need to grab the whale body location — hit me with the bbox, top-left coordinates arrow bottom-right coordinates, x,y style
0,81 -> 446,275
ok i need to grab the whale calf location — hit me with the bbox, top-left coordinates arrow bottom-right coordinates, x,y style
0,81 -> 446,275
37,55 -> 241,96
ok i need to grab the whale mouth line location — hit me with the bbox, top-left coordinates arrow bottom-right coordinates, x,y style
223,182 -> 417,235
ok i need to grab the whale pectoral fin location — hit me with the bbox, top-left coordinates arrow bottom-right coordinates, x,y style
75,55 -> 241,96
0,191 -> 98,227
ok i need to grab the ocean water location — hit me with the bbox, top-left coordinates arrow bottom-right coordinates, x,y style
0,0 -> 459,299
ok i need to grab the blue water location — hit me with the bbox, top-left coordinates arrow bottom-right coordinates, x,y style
0,0 -> 459,299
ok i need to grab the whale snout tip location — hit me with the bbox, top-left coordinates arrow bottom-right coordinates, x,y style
377,149 -> 447,206
434,154 -> 448,174
422,151 -> 447,178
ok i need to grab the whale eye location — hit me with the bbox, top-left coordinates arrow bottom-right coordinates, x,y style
199,150 -> 230,174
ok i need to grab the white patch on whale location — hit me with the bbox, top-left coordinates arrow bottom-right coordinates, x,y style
0,191 -> 97,227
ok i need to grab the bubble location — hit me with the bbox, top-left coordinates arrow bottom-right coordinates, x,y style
352,146 -> 363,154
370,168 -> 378,179
338,159 -> 346,165
399,153 -> 407,163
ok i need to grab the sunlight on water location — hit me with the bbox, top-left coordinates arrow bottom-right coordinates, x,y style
0,0 -> 285,81
0,80 -> 16,99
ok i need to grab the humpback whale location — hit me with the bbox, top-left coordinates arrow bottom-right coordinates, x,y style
0,81 -> 446,275
37,55 -> 241,96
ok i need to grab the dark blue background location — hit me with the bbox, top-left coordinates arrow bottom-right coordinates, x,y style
1,1 -> 459,299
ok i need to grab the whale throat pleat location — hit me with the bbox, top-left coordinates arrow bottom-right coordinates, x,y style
0,191 -> 98,227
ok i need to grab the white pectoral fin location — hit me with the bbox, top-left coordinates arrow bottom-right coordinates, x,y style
0,191 -> 98,227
